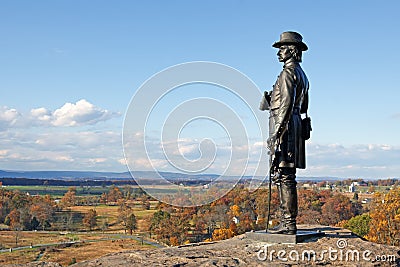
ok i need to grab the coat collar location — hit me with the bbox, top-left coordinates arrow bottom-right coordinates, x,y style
283,58 -> 299,68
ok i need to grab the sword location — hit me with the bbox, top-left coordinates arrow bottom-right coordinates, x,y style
266,141 -> 280,232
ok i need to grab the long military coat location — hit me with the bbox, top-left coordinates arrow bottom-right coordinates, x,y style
268,58 -> 309,169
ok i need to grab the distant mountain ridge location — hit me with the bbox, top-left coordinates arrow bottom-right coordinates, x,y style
0,170 -> 132,179
0,170 -> 221,181
0,169 -> 348,182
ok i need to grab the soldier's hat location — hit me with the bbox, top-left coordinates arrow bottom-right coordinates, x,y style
273,31 -> 308,51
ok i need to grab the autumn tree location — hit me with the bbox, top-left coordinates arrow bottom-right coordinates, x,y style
117,200 -> 130,232
297,189 -> 323,224
149,210 -> 171,242
320,193 -> 360,225
83,209 -> 97,231
60,187 -> 77,209
229,221 -> 238,235
229,204 -> 241,218
10,191 -> 29,210
107,185 -> 123,203
169,236 -> 179,246
254,188 -> 279,229
4,208 -> 22,247
149,209 -> 191,245
212,228 -> 234,241
5,208 -> 21,230
367,188 -> 400,246
1,189 -> 57,232
30,195 -> 55,230
126,213 -> 137,235
117,202 -> 137,234
99,192 -> 108,204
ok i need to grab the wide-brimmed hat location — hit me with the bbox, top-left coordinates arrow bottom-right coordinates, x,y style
272,31 -> 308,51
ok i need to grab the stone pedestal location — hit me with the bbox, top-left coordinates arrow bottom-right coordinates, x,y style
246,230 -> 324,244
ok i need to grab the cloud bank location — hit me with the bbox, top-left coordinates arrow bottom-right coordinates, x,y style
0,99 -> 120,130
124,133 -> 400,179
1,100 -> 400,178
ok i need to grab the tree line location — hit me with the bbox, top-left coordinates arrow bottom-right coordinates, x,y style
1,183 -> 400,247
148,185 -> 400,247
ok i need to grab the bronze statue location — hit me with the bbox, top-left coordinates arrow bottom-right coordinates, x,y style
260,31 -> 310,235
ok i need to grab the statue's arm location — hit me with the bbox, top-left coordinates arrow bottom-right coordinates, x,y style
273,69 -> 295,138
300,83 -> 309,114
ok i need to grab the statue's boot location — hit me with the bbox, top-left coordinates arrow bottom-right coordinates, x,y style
268,172 -> 298,235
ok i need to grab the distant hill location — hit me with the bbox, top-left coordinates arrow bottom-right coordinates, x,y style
0,170 -> 221,181
0,169 -> 347,183
0,170 -> 132,180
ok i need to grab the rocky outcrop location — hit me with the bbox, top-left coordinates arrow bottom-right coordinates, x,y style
8,225 -> 400,266
71,225 -> 399,267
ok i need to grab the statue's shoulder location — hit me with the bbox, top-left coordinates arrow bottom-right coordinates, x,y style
280,67 -> 296,80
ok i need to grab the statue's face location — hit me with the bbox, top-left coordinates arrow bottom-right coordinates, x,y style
277,45 -> 292,62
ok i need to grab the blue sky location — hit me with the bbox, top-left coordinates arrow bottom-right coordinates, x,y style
1,1 -> 400,178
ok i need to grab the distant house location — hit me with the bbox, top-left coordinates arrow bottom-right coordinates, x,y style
325,183 -> 333,190
349,182 -> 356,193
232,216 -> 239,224
361,198 -> 371,204
358,181 -> 368,186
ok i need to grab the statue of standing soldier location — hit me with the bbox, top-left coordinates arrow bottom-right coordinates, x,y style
260,31 -> 310,235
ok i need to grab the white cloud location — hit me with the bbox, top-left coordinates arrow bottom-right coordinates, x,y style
301,142 -> 400,178
118,158 -> 127,165
0,100 -> 122,170
1,99 -> 120,131
34,131 -> 120,149
0,106 -> 21,130
89,158 -> 107,164
31,99 -> 119,127
30,107 -> 52,123
2,112 -> 400,178
50,99 -> 118,126
0,150 -> 9,158
54,155 -> 74,162
127,139 -> 400,179
0,130 -> 125,171
123,132 -> 265,176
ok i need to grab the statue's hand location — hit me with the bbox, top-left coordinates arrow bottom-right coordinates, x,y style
271,171 -> 281,184
267,135 -> 277,151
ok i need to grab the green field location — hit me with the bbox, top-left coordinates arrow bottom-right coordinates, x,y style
5,184 -> 210,198
5,185 -> 111,197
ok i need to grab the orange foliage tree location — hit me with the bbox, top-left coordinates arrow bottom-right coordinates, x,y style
60,187 -> 76,209
30,195 -> 55,230
5,208 -> 21,230
212,228 -> 234,241
320,193 -> 360,225
82,209 -> 97,231
367,188 -> 400,246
